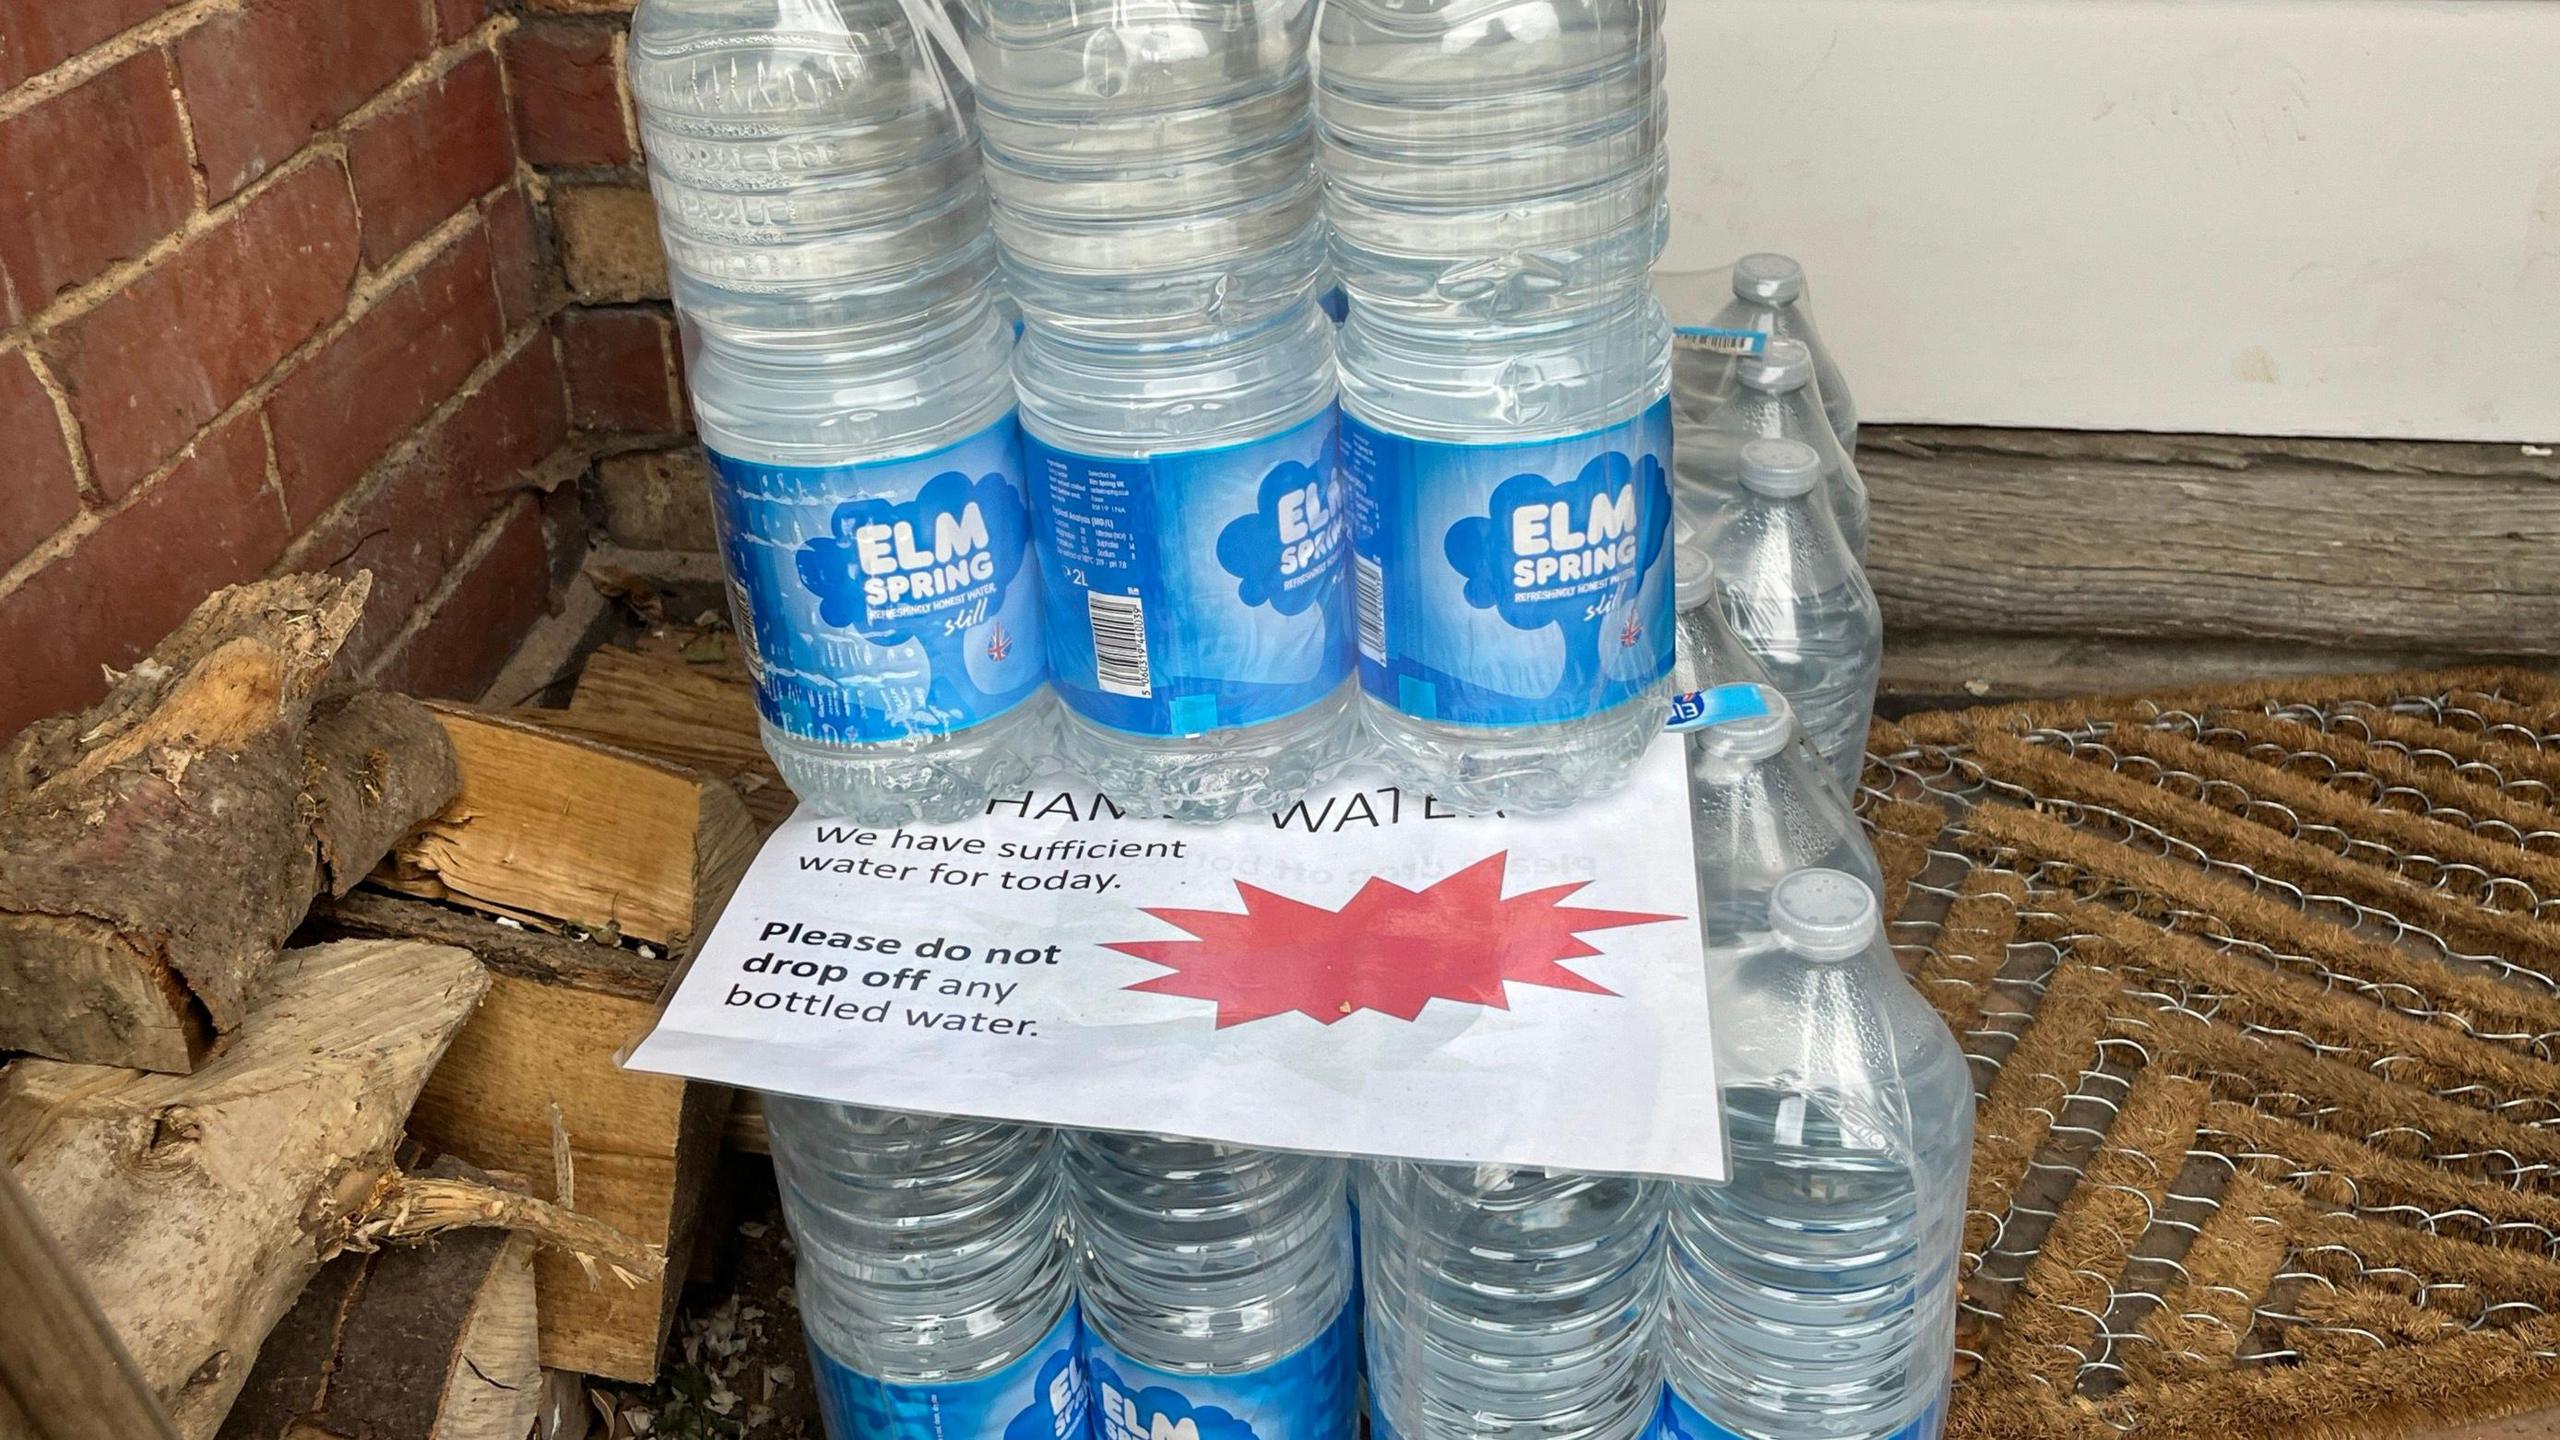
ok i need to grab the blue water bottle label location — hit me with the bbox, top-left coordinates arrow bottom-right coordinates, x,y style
1026,409 -> 1353,739
1658,1390 -> 1947,1440
706,415 -> 1046,747
1088,1299 -> 1360,1440
1345,399 -> 1676,728
810,1300 -> 1088,1440
1667,682 -> 1776,733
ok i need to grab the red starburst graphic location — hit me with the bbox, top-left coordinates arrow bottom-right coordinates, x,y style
1107,852 -> 1680,1028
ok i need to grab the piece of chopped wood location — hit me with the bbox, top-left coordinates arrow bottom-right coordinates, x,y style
539,645 -> 788,830
0,1156 -> 182,1440
314,892 -> 730,1384
219,1159 -> 544,1440
0,939 -> 488,1440
376,706 -> 758,947
0,575 -> 460,1072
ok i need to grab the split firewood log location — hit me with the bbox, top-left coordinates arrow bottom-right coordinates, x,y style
0,574 -> 460,1072
0,939 -> 489,1440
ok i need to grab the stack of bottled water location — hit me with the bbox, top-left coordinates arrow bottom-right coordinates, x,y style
1316,0 -> 1679,815
631,0 -> 1053,825
639,9 -> 1965,1434
1674,253 -> 1881,796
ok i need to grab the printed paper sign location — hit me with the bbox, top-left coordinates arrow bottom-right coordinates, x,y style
625,737 -> 1725,1181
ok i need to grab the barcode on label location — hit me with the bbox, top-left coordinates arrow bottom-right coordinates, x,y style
1087,591 -> 1152,698
1355,555 -> 1387,663
1672,325 -> 1770,357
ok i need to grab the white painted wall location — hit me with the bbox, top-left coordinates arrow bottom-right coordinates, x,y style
1659,0 -> 2560,440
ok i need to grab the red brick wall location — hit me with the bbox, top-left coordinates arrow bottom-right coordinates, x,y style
0,0 -> 599,737
502,1 -> 712,554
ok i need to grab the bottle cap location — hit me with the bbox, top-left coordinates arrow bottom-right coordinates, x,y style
1739,438 -> 1823,498
1769,869 -> 1880,960
1674,541 -> 1715,603
1737,339 -> 1814,394
1733,253 -> 1807,304
1694,683 -> 1795,763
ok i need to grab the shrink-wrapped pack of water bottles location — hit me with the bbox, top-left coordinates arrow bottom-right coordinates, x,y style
632,2 -> 1958,1437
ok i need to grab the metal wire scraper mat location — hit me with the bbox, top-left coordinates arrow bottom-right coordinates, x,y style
1862,667 -> 2560,1440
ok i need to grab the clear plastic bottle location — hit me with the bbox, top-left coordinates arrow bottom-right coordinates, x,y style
1679,340 -> 1868,564
1681,683 -> 1883,967
1707,439 -> 1881,797
1360,1160 -> 1666,1440
632,0 -> 1052,823
1068,1133 -> 1359,1439
1669,537 -> 1777,716
1320,0 -> 1678,815
959,1 -> 1360,821
1710,255 -> 1858,456
764,1099 -> 1089,1439
1661,870 -> 1972,1440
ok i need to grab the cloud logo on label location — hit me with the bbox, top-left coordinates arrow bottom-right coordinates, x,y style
796,469 -> 1029,637
1002,1349 -> 1088,1440
1442,451 -> 1670,634
1094,1373 -> 1261,1440
1216,458 -> 1345,615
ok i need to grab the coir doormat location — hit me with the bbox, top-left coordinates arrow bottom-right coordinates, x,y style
1866,667 -> 2560,1440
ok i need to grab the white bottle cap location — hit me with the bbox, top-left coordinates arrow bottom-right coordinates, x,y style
1733,253 -> 1807,304
1738,339 -> 1814,394
1674,541 -> 1715,604
1769,869 -> 1880,960
1694,684 -> 1796,763
1739,438 -> 1823,498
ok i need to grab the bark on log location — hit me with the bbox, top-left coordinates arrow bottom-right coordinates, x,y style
0,575 -> 460,1072
218,1162 -> 542,1440
0,939 -> 489,1440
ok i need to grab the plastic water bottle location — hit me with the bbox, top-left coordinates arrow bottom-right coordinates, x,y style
763,1099 -> 1089,1439
1360,1160 -> 1666,1440
959,1 -> 1361,820
1679,683 -> 1883,967
1068,1133 -> 1359,1439
1682,340 -> 1869,564
1660,870 -> 1972,1440
1706,439 -> 1881,796
632,0 -> 1052,824
1669,536 -> 1777,708
1710,255 -> 1858,455
1319,0 -> 1678,816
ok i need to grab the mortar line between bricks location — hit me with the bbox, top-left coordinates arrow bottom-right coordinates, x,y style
255,412 -> 291,537
270,317 -> 569,578
333,14 -> 524,155
610,29 -> 642,157
15,349 -> 96,505
360,490 -> 544,683
0,186 -> 508,603
157,48 -> 211,214
0,0 -> 241,123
